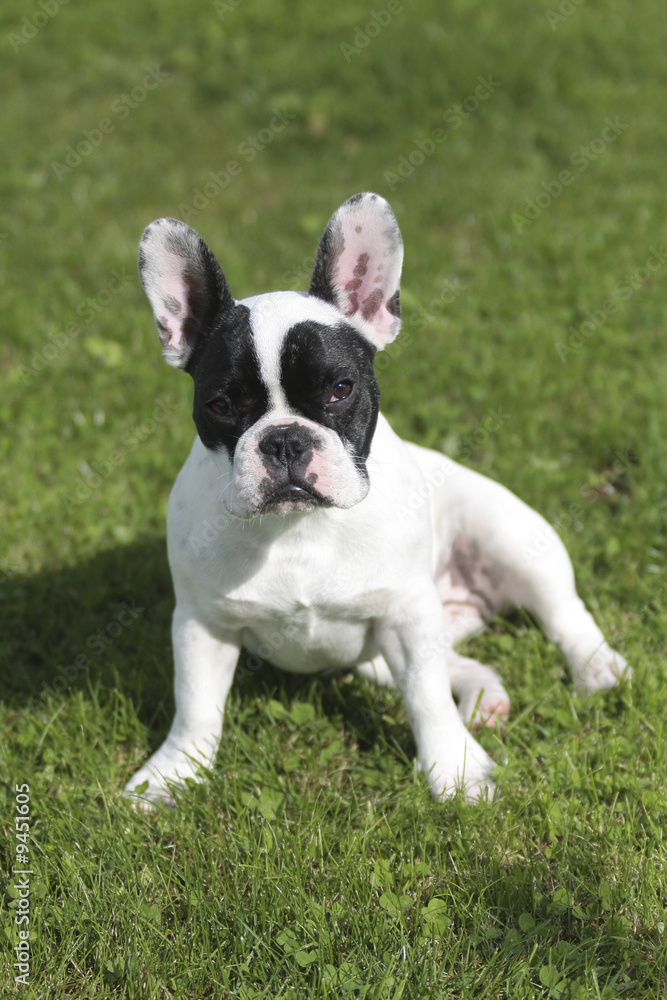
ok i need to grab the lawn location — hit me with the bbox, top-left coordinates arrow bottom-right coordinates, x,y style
1,0 -> 667,996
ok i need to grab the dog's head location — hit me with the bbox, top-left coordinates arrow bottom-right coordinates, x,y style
138,192 -> 404,517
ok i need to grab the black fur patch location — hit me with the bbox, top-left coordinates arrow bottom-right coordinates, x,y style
279,320 -> 380,464
309,221 -> 343,305
188,303 -> 270,459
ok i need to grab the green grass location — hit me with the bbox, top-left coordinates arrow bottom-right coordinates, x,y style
1,0 -> 667,996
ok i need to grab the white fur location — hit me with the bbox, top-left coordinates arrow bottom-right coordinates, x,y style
127,196 -> 628,808
125,409 -> 628,806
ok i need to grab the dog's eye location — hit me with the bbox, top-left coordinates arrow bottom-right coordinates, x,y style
208,396 -> 231,417
328,381 -> 353,403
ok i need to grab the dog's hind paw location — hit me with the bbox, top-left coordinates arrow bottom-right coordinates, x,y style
458,687 -> 511,730
448,655 -> 510,730
573,644 -> 631,695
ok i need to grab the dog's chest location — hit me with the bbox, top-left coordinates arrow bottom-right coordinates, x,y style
169,432 -> 426,674
206,522 -> 384,673
241,603 -> 373,674
217,573 -> 378,674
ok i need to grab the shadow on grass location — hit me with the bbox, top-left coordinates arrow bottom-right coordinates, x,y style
0,537 -> 414,755
1,538 -> 174,713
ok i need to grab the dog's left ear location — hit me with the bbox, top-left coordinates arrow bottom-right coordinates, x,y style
138,218 -> 233,369
309,192 -> 403,350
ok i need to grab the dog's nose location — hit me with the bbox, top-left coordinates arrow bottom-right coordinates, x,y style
259,424 -> 313,467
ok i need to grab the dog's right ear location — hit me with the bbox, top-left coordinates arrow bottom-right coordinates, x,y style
138,218 -> 233,369
309,192 -> 403,351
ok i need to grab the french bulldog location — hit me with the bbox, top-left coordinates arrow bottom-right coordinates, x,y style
124,192 -> 629,806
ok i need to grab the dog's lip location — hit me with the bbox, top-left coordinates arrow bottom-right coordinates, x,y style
261,481 -> 324,508
274,484 -> 311,497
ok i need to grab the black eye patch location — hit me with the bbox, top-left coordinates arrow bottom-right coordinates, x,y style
189,303 -> 270,457
279,321 -> 380,461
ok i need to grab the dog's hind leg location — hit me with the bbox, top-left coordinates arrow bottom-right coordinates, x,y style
431,543 -> 511,728
446,651 -> 510,729
505,534 -> 630,694
435,599 -> 511,729
356,611 -> 510,730
424,448 -> 629,695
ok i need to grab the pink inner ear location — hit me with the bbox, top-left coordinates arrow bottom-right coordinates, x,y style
150,253 -> 194,351
332,211 -> 402,346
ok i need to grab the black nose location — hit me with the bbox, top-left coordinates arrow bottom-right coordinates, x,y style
259,424 -> 313,467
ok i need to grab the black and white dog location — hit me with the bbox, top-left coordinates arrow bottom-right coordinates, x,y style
125,192 -> 628,805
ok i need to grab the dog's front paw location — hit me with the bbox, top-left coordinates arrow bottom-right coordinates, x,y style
124,743 -> 211,809
573,643 -> 632,695
124,769 -> 177,810
421,738 -> 497,803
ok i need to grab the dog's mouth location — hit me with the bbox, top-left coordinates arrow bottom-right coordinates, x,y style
260,481 -> 328,513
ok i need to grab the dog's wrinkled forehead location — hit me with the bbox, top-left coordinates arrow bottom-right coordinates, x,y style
241,290 -> 347,403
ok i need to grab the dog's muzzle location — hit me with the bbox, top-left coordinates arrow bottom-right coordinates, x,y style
257,423 -> 326,509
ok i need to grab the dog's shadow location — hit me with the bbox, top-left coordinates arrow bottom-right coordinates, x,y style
1,537 -> 410,755
2,538 -> 174,715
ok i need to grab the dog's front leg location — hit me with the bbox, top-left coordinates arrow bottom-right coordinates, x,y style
374,590 -> 496,801
124,607 -> 240,807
